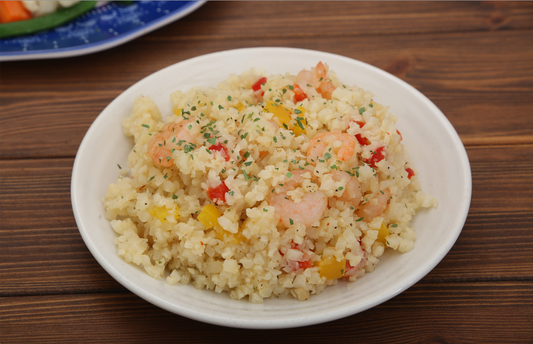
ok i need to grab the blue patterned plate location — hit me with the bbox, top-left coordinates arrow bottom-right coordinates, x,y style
0,1 -> 204,61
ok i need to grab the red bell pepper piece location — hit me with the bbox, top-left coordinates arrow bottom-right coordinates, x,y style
207,181 -> 229,204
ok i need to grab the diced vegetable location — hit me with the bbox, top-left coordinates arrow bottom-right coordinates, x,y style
293,84 -> 307,102
353,121 -> 370,146
0,1 -> 97,38
198,204 -> 221,229
209,143 -> 230,161
377,222 -> 390,243
355,134 -> 370,146
149,205 -> 180,222
365,146 -> 385,168
214,224 -> 242,244
264,100 -> 292,129
251,77 -> 267,92
317,256 -> 346,280
207,181 -> 229,204
0,1 -> 31,23
405,167 -> 415,179
298,260 -> 313,269
234,102 -> 246,112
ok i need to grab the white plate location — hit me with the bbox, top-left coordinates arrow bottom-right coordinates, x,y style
71,47 -> 471,329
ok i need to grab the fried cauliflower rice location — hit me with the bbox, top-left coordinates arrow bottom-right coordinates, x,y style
103,62 -> 437,303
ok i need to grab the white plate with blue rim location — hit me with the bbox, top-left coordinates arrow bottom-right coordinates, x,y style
71,47 -> 471,329
0,1 -> 204,61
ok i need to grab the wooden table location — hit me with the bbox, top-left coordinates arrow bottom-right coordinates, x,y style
1,2 -> 532,342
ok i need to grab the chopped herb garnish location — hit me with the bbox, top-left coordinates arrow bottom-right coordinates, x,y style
289,218 -> 294,225
286,172 -> 293,178
172,194 -> 178,199
141,124 -> 150,128
263,208 -> 268,212
356,217 -> 364,222
184,144 -> 195,153
218,105 -> 224,110
227,96 -> 232,101
148,176 -> 155,182
117,164 -> 121,169
242,170 -> 249,181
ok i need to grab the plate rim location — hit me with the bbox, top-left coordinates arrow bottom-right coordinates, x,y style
0,1 -> 205,61
71,47 -> 472,329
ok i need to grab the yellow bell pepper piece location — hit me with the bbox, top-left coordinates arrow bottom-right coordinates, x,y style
377,222 -> 390,243
173,108 -> 183,116
214,225 -> 242,244
149,205 -> 180,222
318,256 -> 346,280
234,102 -> 246,112
264,101 -> 292,129
198,204 -> 221,229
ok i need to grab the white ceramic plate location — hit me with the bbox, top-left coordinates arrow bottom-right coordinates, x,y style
71,47 -> 471,329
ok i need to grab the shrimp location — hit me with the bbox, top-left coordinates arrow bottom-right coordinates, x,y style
330,170 -> 362,207
307,131 -> 357,164
269,170 -> 327,228
295,62 -> 336,100
147,119 -> 197,167
356,189 -> 391,222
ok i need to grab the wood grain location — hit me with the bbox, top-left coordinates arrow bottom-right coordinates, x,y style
1,145 -> 532,296
2,281 -> 532,343
144,1 -> 533,39
1,1 -> 532,340
1,29 -> 532,158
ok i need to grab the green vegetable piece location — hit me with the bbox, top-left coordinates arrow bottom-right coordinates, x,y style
0,1 -> 98,39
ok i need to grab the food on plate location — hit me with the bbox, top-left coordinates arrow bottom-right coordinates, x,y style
103,62 -> 437,303
0,1 -> 97,38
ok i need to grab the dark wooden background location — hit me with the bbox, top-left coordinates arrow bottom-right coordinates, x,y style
1,2 -> 532,343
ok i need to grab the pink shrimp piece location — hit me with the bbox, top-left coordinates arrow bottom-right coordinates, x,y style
295,62 -> 336,100
314,62 -> 336,100
269,170 -> 327,228
147,119 -> 197,167
356,189 -> 391,222
330,170 -> 362,208
307,131 -> 357,164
